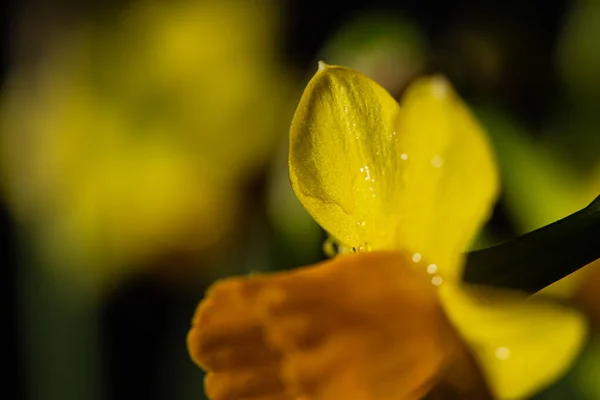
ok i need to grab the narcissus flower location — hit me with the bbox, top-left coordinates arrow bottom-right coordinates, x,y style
188,63 -> 586,399
0,0 -> 291,297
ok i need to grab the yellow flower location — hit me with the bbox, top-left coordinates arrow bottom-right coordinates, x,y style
188,64 -> 586,399
0,0 -> 292,297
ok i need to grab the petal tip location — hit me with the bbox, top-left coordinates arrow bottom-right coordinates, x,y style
430,74 -> 451,99
317,60 -> 330,72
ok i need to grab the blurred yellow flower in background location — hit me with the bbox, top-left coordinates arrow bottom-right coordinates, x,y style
188,64 -> 587,399
0,0 -> 293,298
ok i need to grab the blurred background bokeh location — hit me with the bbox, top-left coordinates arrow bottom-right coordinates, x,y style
1,0 -> 598,399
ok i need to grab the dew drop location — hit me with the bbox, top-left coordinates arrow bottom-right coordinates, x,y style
362,165 -> 371,181
412,253 -> 422,263
357,243 -> 372,252
432,76 -> 449,99
323,238 -> 338,257
426,264 -> 438,274
431,155 -> 444,168
495,347 -> 511,360
431,275 -> 443,286
400,153 -> 408,161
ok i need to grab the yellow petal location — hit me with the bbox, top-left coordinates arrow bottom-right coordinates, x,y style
439,284 -> 587,399
289,63 -> 498,279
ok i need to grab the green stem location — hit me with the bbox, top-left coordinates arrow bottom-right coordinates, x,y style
463,195 -> 600,293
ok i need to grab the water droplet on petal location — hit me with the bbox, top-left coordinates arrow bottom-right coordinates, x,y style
426,264 -> 438,274
431,155 -> 444,168
412,253 -> 422,263
400,153 -> 408,161
431,275 -> 443,286
323,238 -> 339,257
432,76 -> 449,98
357,243 -> 372,252
495,347 -> 511,360
362,165 -> 372,181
